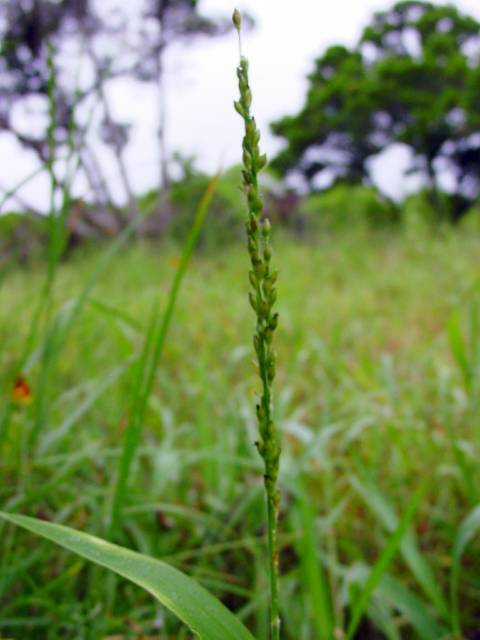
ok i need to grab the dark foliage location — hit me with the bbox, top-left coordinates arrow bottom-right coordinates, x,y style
271,1 -> 480,221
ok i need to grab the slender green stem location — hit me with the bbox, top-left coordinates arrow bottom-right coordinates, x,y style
267,490 -> 280,638
108,175 -> 218,540
233,10 -> 281,638
257,281 -> 280,639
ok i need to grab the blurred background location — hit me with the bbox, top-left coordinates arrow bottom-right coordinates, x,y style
3,3 -> 480,639
1,0 -> 480,257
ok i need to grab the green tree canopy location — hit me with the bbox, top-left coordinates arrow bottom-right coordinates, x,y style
271,1 -> 480,220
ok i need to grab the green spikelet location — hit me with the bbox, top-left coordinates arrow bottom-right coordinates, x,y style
233,9 -> 281,639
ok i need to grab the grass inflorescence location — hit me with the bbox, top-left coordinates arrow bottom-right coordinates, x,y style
234,10 -> 282,639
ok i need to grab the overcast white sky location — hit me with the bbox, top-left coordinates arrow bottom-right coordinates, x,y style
2,0 -> 480,211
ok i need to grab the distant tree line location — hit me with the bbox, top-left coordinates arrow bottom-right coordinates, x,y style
271,1 -> 480,222
1,0 -> 479,236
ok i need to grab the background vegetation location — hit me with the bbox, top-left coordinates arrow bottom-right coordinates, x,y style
2,1 -> 480,638
2,229 -> 480,638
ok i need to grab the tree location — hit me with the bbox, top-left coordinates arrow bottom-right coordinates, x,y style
271,1 -> 480,220
271,45 -> 382,189
0,0 -> 241,223
135,1 -> 234,194
0,0 -> 112,214
0,0 -> 95,161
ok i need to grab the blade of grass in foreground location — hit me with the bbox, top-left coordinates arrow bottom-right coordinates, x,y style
346,482 -> 426,639
0,511 -> 254,640
108,175 -> 218,538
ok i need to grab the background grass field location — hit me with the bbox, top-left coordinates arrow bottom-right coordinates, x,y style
1,227 -> 480,638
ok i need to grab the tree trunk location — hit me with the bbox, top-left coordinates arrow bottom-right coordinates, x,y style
80,147 -> 111,205
151,40 -> 174,234
87,46 -> 140,222
156,44 -> 170,195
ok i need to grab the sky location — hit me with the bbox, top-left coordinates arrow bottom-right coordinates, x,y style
2,0 -> 480,211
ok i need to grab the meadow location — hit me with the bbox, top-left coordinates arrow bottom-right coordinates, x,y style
1,226 -> 479,639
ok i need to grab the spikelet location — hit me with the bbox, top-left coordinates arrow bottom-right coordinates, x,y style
233,9 -> 281,638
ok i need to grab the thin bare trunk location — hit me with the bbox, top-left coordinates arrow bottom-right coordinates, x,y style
156,49 -> 169,194
80,148 -> 110,205
152,40 -> 173,233
80,149 -> 108,203
87,46 -> 140,221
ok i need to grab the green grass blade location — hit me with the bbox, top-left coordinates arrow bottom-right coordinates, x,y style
0,220 -> 136,455
108,298 -> 160,536
0,511 -> 254,640
24,220 -> 138,452
346,482 -> 426,639
90,298 -> 142,332
350,474 -> 450,621
450,504 -> 480,635
294,476 -> 334,639
447,311 -> 471,390
38,361 -> 130,454
378,573 -> 447,640
108,175 -> 218,537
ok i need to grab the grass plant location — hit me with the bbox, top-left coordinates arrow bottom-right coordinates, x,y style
1,230 -> 480,637
233,10 -> 281,638
1,14 -> 480,640
108,174 -> 219,539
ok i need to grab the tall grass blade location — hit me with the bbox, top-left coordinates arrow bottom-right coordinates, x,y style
346,482 -> 426,639
0,512 -> 254,640
108,175 -> 218,537
377,573 -> 447,640
450,504 -> 480,635
24,221 -> 138,451
447,311 -> 472,390
294,476 -> 334,639
350,474 -> 450,621
0,219 -> 136,455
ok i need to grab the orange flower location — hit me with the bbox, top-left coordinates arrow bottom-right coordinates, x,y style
168,255 -> 182,268
12,375 -> 33,406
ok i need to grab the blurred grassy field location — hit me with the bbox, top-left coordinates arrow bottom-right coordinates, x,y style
1,228 -> 480,638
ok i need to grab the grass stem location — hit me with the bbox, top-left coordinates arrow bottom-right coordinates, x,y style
233,10 -> 281,637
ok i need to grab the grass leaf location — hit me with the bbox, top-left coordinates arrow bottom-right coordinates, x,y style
346,482 -> 426,639
378,573 -> 447,640
108,174 -> 218,537
450,504 -> 480,635
350,474 -> 450,621
294,475 -> 334,639
447,311 -> 471,390
0,511 -> 254,640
